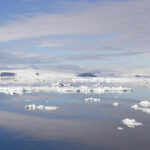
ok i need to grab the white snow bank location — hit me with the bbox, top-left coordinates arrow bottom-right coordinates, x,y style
85,97 -> 101,102
25,104 -> 60,111
122,118 -> 142,128
113,102 -> 119,107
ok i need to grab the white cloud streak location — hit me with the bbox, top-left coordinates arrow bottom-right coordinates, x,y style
0,0 -> 149,53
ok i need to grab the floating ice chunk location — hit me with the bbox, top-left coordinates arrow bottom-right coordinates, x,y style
25,104 -> 36,110
44,106 -> 60,111
139,100 -> 150,107
117,127 -> 124,130
93,86 -> 132,94
139,107 -> 150,114
78,86 -> 91,94
0,85 -> 132,95
37,105 -> 45,110
113,102 -> 119,107
25,104 -> 60,111
122,118 -> 142,128
131,100 -> 150,114
85,97 -> 101,102
131,104 -> 139,109
131,104 -> 150,114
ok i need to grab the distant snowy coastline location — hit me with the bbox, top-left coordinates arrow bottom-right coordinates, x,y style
0,69 -> 149,86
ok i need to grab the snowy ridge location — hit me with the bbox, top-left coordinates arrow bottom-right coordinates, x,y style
0,86 -> 132,95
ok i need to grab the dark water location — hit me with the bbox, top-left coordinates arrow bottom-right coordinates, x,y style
0,87 -> 150,150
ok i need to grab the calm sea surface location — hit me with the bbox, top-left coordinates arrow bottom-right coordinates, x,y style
0,86 -> 150,150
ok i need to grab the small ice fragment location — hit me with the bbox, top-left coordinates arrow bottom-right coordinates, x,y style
122,118 -> 142,128
45,106 -> 60,111
139,100 -> 150,107
37,105 -> 44,110
131,104 -> 138,109
131,104 -> 150,114
25,104 -> 60,111
117,127 -> 124,130
85,97 -> 101,102
25,104 -> 36,110
113,102 -> 119,107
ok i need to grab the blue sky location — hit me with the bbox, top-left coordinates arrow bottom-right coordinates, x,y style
0,0 -> 149,75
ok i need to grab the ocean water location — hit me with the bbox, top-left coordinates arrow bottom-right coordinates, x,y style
0,85 -> 150,150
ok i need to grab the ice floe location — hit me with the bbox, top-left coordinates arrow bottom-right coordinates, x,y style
25,104 -> 60,111
131,100 -> 150,114
131,105 -> 150,114
0,86 -> 132,95
113,102 -> 119,107
85,97 -> 101,102
139,100 -> 150,107
117,127 -> 124,130
122,118 -> 142,128
25,104 -> 36,110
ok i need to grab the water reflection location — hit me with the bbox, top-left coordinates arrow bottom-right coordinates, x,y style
0,88 -> 150,150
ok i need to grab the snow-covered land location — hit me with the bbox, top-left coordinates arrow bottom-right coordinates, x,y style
0,69 -> 150,86
0,69 -> 75,85
72,77 -> 150,84
0,69 -> 142,95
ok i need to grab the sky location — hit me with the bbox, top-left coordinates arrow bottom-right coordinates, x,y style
0,0 -> 150,75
